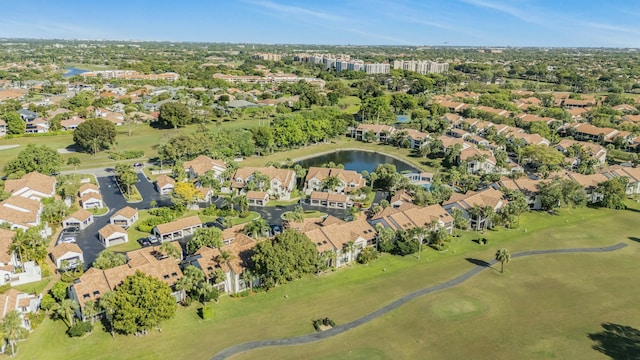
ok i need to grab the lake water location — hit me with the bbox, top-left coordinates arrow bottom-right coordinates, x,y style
63,67 -> 89,77
297,150 -> 418,173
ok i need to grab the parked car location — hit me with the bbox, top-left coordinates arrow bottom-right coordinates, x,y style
147,234 -> 159,245
271,225 -> 282,235
58,236 -> 76,244
138,238 -> 150,247
133,162 -> 143,167
63,226 -> 80,234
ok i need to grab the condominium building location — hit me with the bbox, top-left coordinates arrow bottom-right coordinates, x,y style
392,60 -> 449,74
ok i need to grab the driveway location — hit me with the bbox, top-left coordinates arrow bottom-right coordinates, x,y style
72,169 -> 167,267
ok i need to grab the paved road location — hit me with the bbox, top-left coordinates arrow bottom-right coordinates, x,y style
72,169 -> 167,267
210,242 -> 628,360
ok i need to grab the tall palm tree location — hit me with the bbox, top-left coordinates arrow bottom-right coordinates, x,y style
495,248 -> 511,274
342,241 -> 356,263
409,226 -> 429,260
237,195 -> 249,214
199,170 -> 219,202
322,176 -> 342,192
54,299 -> 78,328
1,310 -> 25,357
82,300 -> 100,325
99,291 -> 117,337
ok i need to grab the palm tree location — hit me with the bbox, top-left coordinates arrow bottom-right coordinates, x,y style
244,218 -> 270,238
495,248 -> 511,274
342,241 -> 356,263
199,170 -> 219,202
322,176 -> 342,192
82,300 -> 100,325
1,310 -> 25,357
408,226 -> 429,260
54,299 -> 78,328
216,250 -> 234,264
99,291 -> 117,337
237,195 -> 249,214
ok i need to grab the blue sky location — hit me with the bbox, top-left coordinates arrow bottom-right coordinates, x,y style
1,0 -> 640,47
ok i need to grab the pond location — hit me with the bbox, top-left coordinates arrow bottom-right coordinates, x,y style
296,150 -> 419,173
63,67 -> 89,77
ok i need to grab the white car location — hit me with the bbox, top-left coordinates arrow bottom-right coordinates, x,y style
148,235 -> 159,244
59,237 -> 76,244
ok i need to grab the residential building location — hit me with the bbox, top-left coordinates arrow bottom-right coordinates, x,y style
153,215 -> 202,242
600,166 -> 640,195
569,123 -> 618,142
62,209 -> 94,230
4,172 -> 56,200
556,139 -> 607,165
291,217 -> 377,268
69,244 -> 184,321
155,175 -> 175,194
309,192 -> 351,209
364,62 -> 390,74
304,167 -> 366,195
443,188 -> 507,230
50,243 -> 84,271
98,224 -> 128,248
351,124 -> 396,142
191,226 -> 257,294
183,155 -> 227,180
245,191 -> 269,207
496,176 -> 548,210
80,192 -> 104,209
81,70 -> 179,81
0,196 -> 43,230
392,60 -> 449,74
0,289 -> 40,330
370,203 -> 454,234
109,206 -> 139,229
232,167 -> 296,200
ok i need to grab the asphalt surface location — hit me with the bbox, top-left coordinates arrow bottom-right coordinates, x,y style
73,170 -> 170,266
210,242 -> 628,360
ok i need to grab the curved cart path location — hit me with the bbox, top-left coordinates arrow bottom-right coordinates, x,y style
211,242 -> 628,360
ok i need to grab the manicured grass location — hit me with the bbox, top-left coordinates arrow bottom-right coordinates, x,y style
12,278 -> 52,295
16,205 -> 640,360
88,207 -> 108,216
336,96 -> 361,114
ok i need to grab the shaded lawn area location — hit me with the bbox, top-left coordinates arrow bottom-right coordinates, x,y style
16,205 -> 640,360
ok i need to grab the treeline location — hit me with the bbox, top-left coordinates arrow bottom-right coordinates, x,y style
159,108 -> 352,162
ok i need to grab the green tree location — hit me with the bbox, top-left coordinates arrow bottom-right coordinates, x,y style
322,176 -> 341,192
82,300 -> 100,325
50,282 -> 68,303
110,271 -> 177,335
175,265 -> 206,301
159,102 -> 191,128
66,156 -> 81,170
4,112 -> 25,135
495,248 -> 511,274
408,226 -> 429,260
172,181 -> 198,208
596,177 -> 628,209
251,229 -> 319,288
73,118 -> 117,154
93,250 -> 127,270
158,242 -> 181,260
186,227 -> 223,254
1,310 -> 26,356
244,218 -> 270,238
4,144 -> 63,177
53,299 -> 78,327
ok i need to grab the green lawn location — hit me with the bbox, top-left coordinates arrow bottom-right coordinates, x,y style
336,96 -> 361,114
12,278 -> 52,295
15,204 -> 640,360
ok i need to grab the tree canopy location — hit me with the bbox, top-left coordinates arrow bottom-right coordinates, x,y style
159,102 -> 191,128
251,229 -> 319,288
4,144 -> 63,177
108,271 -> 177,335
73,118 -> 117,154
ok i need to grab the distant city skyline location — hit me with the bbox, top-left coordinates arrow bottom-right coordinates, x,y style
2,0 -> 640,47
